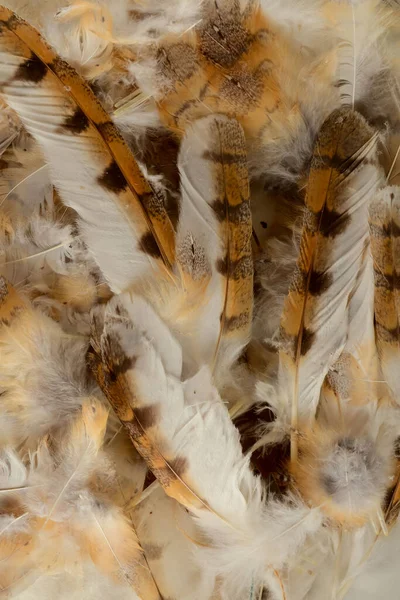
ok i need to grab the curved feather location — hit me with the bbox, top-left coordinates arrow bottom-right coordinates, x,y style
279,108 -> 381,462
88,292 -> 322,600
88,294 -> 221,516
175,115 -> 253,374
0,6 -> 175,293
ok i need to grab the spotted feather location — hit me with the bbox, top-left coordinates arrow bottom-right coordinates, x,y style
0,6 -> 175,293
278,108 -> 382,462
369,186 -> 400,403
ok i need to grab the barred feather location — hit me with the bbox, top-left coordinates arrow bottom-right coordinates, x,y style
0,6 -> 175,293
278,108 -> 381,462
369,186 -> 400,402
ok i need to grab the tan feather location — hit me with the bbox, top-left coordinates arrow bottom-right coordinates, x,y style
0,6 -> 175,293
369,186 -> 400,402
279,108 -> 381,463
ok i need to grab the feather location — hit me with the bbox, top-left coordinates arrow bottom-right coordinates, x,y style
0,398 -> 161,598
278,108 -> 381,462
0,277 -> 91,448
41,398 -> 108,525
133,485 -> 218,599
51,2 -> 114,79
330,0 -> 389,109
154,115 -> 253,375
369,185 -> 400,402
1,2 -> 400,597
141,0 -> 339,185
89,292 -> 322,600
0,6 -> 175,293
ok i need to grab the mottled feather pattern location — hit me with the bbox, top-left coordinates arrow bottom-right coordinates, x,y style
0,6 -> 175,293
153,0 -> 338,182
176,115 -> 253,372
279,108 -> 381,460
0,279 -> 161,598
0,1 -> 398,599
157,2 -> 283,137
369,186 -> 400,402
89,293 -> 218,513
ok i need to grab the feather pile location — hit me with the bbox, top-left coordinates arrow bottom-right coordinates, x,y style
0,0 -> 398,598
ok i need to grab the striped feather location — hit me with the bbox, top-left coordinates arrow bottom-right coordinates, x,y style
88,293 -> 213,513
88,292 -> 322,600
175,115 -> 253,374
0,6 -> 175,293
278,108 -> 382,462
369,186 -> 400,402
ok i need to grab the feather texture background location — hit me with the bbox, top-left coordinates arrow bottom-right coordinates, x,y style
0,0 -> 398,599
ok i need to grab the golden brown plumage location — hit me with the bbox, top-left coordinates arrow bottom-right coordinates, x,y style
0,1 -> 399,598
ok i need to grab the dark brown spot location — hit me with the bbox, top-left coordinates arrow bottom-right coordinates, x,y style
371,220 -> 400,239
143,469 -> 156,489
143,543 -> 163,561
308,270 -> 333,296
134,404 -> 159,429
98,160 -> 127,193
394,437 -> 400,459
62,107 -> 90,134
251,442 -> 290,494
234,403 -> 276,453
261,221 -> 268,229
318,208 -> 351,239
15,54 -> 47,84
376,324 -> 400,343
300,328 -> 315,356
174,98 -> 199,124
391,221 -> 400,238
107,355 -> 136,383
101,331 -> 137,382
216,255 -> 253,280
128,129 -> 181,228
261,588 -> 272,600
139,232 -> 162,259
211,198 -> 250,224
374,271 -> 400,291
224,312 -> 251,331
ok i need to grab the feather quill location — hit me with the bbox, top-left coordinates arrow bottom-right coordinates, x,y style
0,6 -> 175,293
